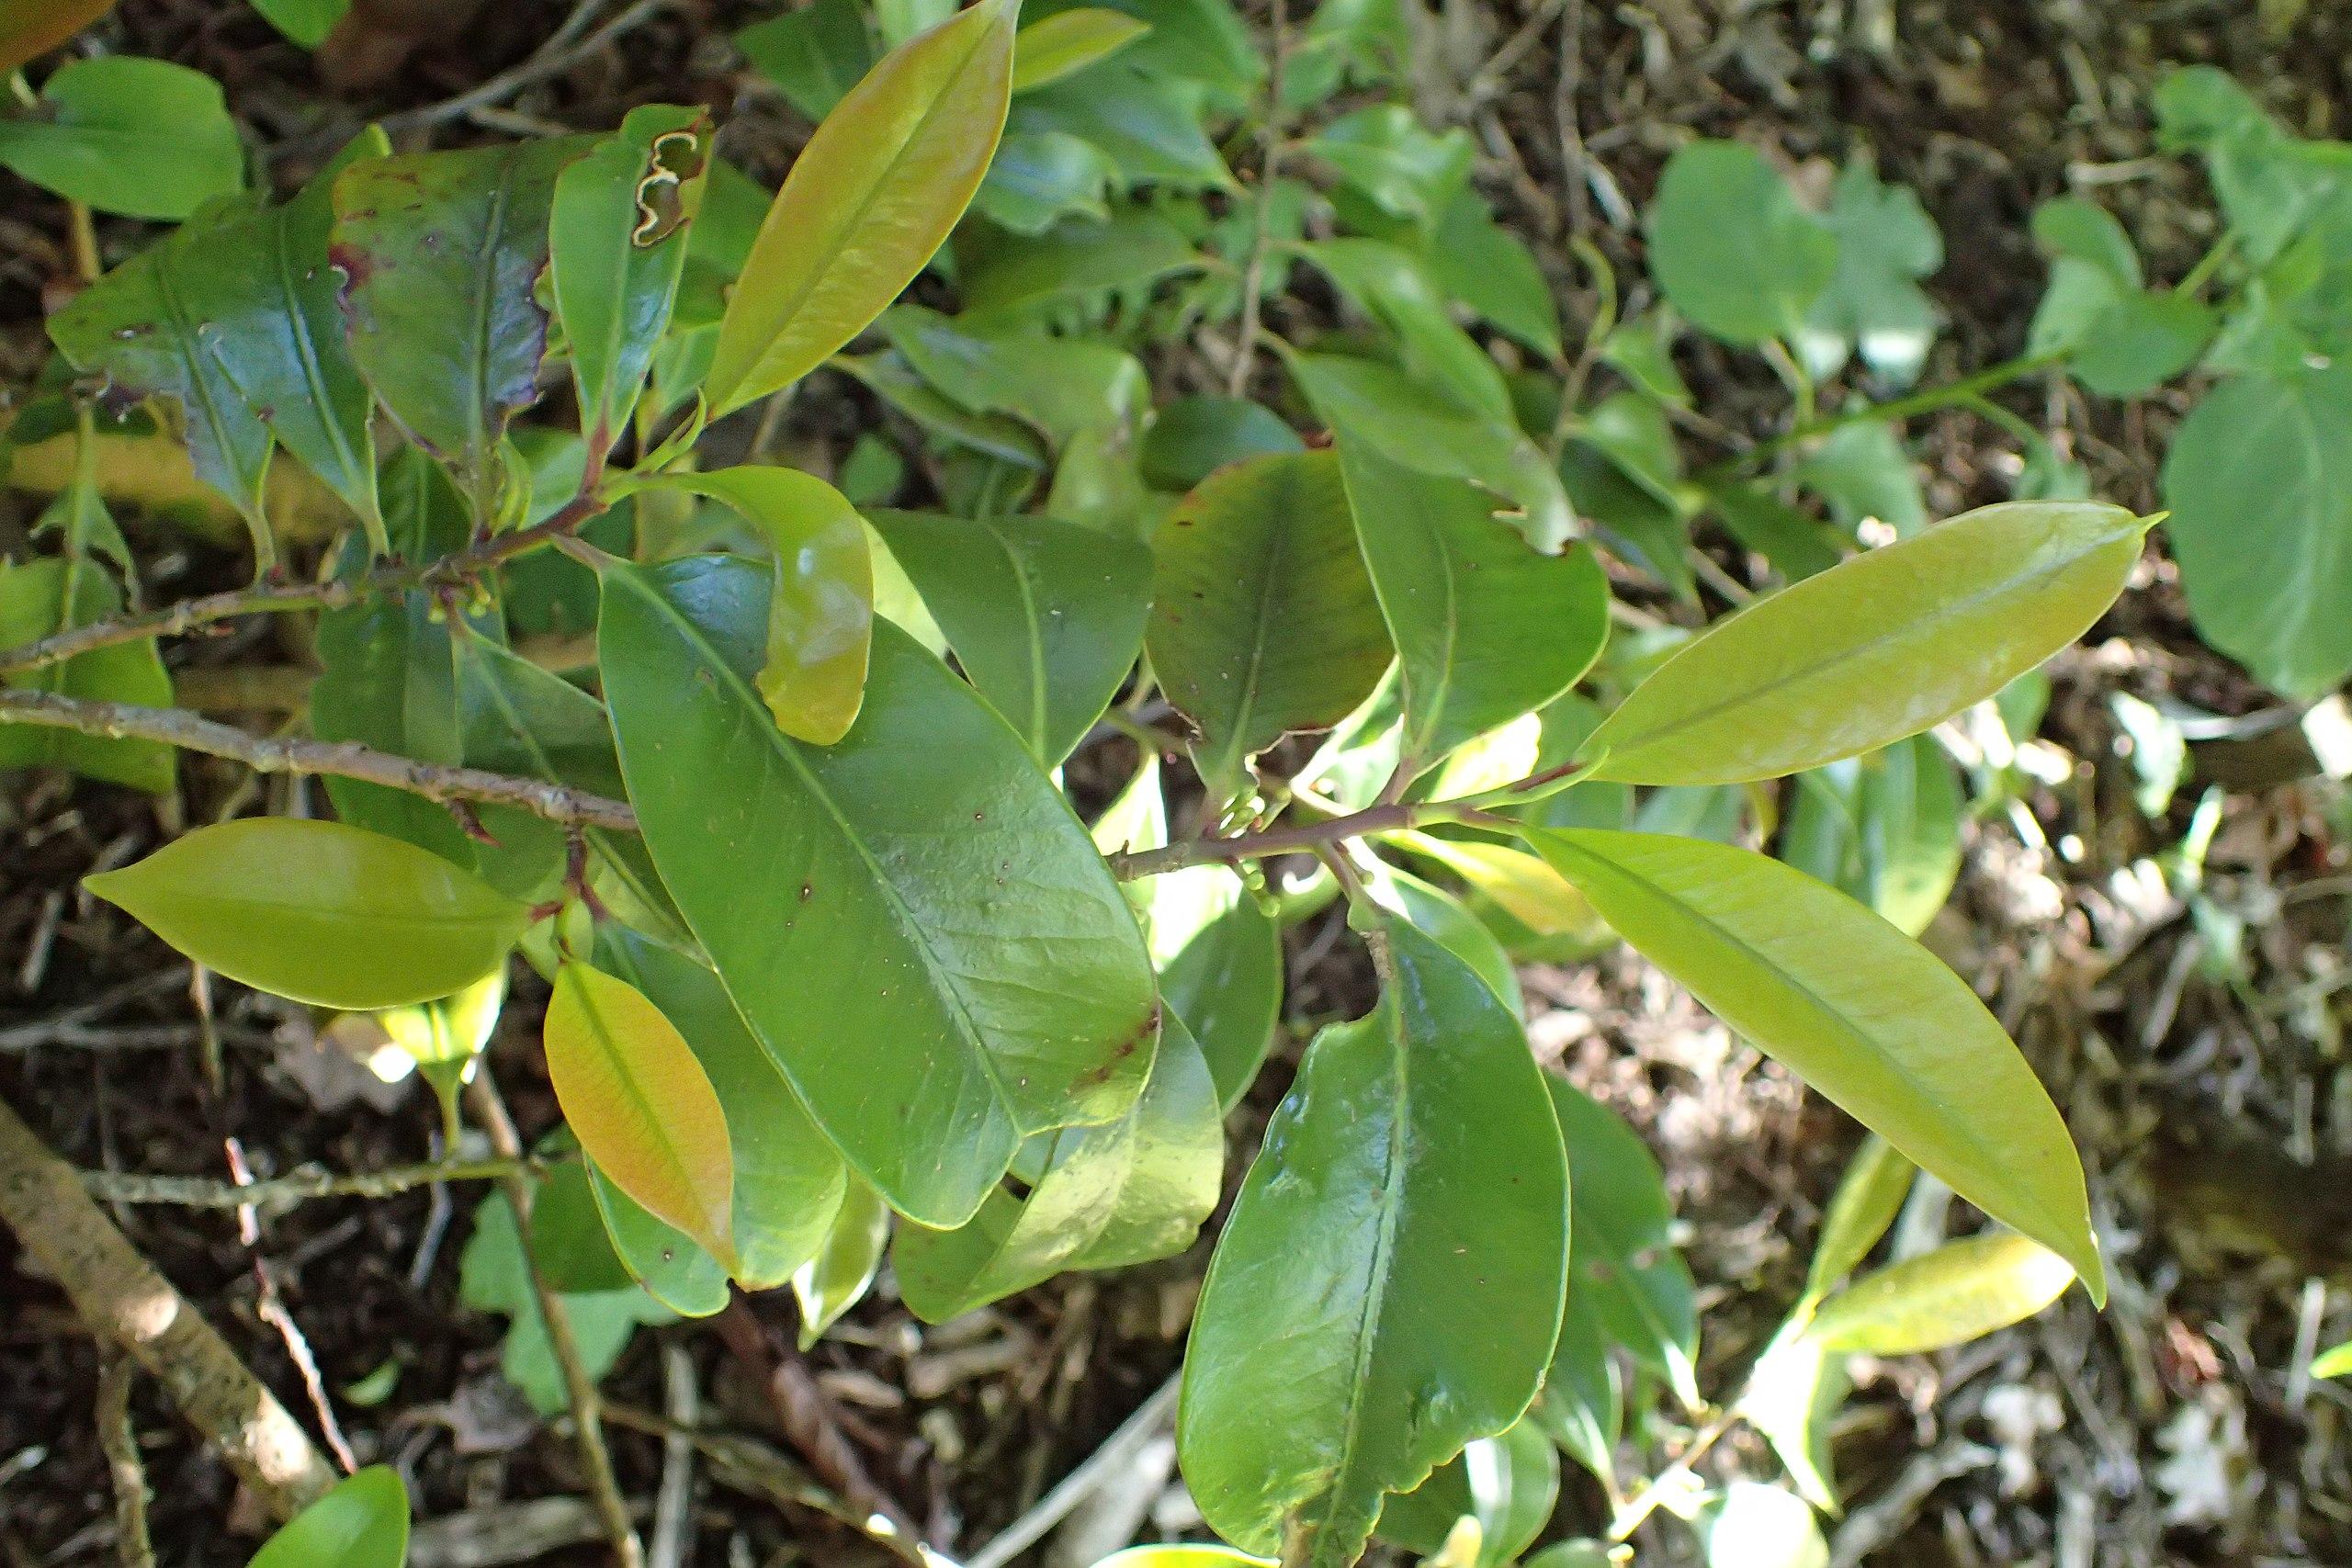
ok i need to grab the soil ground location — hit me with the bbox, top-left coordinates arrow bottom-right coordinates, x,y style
5,2 -> 2351,1564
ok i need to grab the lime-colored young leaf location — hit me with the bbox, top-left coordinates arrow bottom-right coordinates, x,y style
551,107 -> 711,457
247,1464 -> 408,1568
1521,1545 -> 1619,1568
0,57 -> 242,220
2312,1341 -> 2352,1380
1692,1483 -> 1827,1568
599,555 -> 1157,1226
706,0 -> 1017,415
44,209 -> 274,554
332,137 -> 593,514
868,508 -> 1148,762
1377,1417 -> 1561,1566
1547,1076 -> 1700,1406
895,1010 -> 1218,1320
1806,1233 -> 2076,1354
1524,827 -> 2104,1299
650,468 -> 874,742
795,1176 -> 890,1346
1144,449 -> 1392,803
1092,1548 -> 1271,1567
377,964 -> 504,1111
1011,6 -> 1148,91
1292,353 -> 1576,552
1336,439 -> 1608,773
1738,1328 -> 1849,1512
596,927 -> 849,1292
1804,1134 -> 1914,1301
85,818 -> 527,1010
545,962 -> 737,1269
1577,502 -> 2148,785
1179,916 -> 1568,1565
1645,141 -> 1837,348
0,0 -> 116,73
0,550 -> 175,794
248,0 -> 350,48
1389,833 -> 1601,943
2162,367 -> 2352,699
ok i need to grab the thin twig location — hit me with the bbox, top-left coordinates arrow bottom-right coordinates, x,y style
378,0 -> 669,133
95,1352 -> 154,1568
1226,0 -> 1292,398
1106,798 -> 1447,880
0,691 -> 639,831
965,1373 -> 1182,1568
78,1156 -> 537,1209
649,1346 -> 699,1568
0,491 -> 608,678
467,1071 -> 645,1568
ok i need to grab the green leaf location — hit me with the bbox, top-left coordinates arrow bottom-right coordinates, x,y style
1368,863 -> 1521,1014
332,137 -> 592,515
1645,141 -> 1838,348
1297,238 -> 1514,423
583,1154 -> 729,1316
2161,367 -> 2352,698
1376,1416 -> 1560,1565
1806,1234 -> 2075,1354
1795,154 -> 1943,387
734,0 -> 875,121
1780,739 -> 1962,937
1737,1330 -> 1848,1512
2312,1341 -> 2352,1380
376,964 -> 505,1109
1291,352 -> 1576,552
895,1010 -> 1220,1320
961,207 -> 1202,317
1136,842 -> 1284,1111
248,1465 -> 407,1568
1522,1545 -> 1620,1568
1178,915 -> 1568,1565
1010,65 -> 1230,189
595,928 -> 849,1291
45,207 -> 276,555
795,1176 -> 890,1345
1092,1549 -> 1271,1567
1306,104 -> 1471,226
705,0 -> 1018,415
867,508 -> 1149,763
882,305 -> 1148,448
0,0 -> 116,74
1532,1286 -> 1623,1484
1145,449 -> 1392,802
1792,419 -> 1925,538
85,818 -> 527,1011
545,961 -> 739,1271
0,56 -> 242,220
1546,1076 -> 1699,1405
599,555 -> 1158,1226
1430,187 -> 1562,361
460,1190 -> 673,1414
1336,438 -> 1608,773
974,128 -> 1117,231
1577,501 -> 2146,785
551,106 -> 712,457
1140,396 -> 1304,491
650,468 -> 874,743
1713,482 -> 1842,581
1523,828 -> 2104,1298
1389,833 -> 1602,944
1804,1134 -> 1913,1301
247,0 -> 349,48
1012,6 -> 1148,90
0,549 -> 175,793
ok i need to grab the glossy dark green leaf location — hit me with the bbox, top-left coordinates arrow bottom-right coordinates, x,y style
706,0 -> 1017,415
882,305 -> 1148,447
551,106 -> 711,457
1370,863 -> 1521,1014
45,204 -> 275,558
1292,353 -> 1576,551
650,468 -> 874,743
1144,449 -> 1392,802
867,508 -> 1148,763
0,547 -> 174,794
85,818 -> 528,1010
1336,439 -> 1608,774
1376,1416 -> 1559,1566
896,1010 -> 1219,1320
597,927 -> 849,1292
0,56 -> 241,220
1009,64 -> 1231,189
1179,915 -> 1568,1565
599,555 -> 1158,1226
1531,1286 -> 1623,1484
584,1154 -> 730,1317
247,1464 -> 407,1568
2162,367 -> 2352,698
795,1177 -> 889,1345
527,1153 -> 638,1293
1138,396 -> 1302,491
332,137 -> 592,513
973,128 -> 1117,231
1645,141 -> 1837,348
1577,502 -> 2147,785
1546,1076 -> 1699,1404
1525,828 -> 2103,1297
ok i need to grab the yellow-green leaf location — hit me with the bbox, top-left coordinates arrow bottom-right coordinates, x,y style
85,818 -> 528,1010
650,468 -> 874,742
1524,826 -> 2104,1301
1092,1551 -> 1272,1568
1804,1234 -> 2076,1354
1577,502 -> 2149,784
544,962 -> 738,1269
1389,831 -> 1603,942
705,0 -> 1018,415
1804,1134 -> 1913,1302
248,1464 -> 408,1568
1010,7 -> 1147,91
2312,1341 -> 2352,1380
